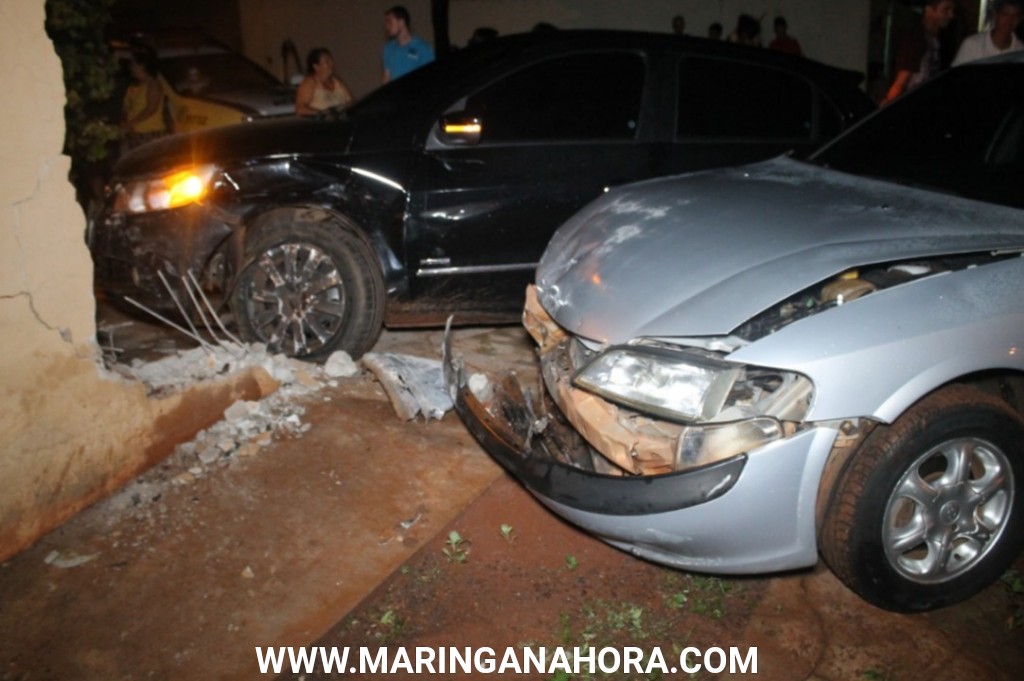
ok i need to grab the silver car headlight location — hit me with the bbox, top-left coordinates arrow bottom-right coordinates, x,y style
573,345 -> 811,425
112,165 -> 217,215
573,346 -> 742,422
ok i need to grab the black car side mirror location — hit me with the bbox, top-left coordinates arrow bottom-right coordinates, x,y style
439,114 -> 483,145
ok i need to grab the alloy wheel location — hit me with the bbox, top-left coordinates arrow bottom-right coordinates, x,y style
883,437 -> 1014,584
242,242 -> 347,357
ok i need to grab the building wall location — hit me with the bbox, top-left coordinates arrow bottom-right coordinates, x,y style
0,0 -> 271,563
239,0 -> 871,100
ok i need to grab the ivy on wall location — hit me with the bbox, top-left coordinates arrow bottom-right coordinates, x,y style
45,0 -> 120,164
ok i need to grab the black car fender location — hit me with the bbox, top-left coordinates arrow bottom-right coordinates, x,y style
228,202 -> 405,299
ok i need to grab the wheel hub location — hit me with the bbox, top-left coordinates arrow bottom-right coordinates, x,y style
939,499 -> 961,525
240,241 -> 347,357
275,281 -> 313,320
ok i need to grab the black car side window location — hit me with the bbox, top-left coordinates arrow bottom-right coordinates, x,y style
677,57 -> 814,141
813,66 -> 1024,208
462,52 -> 645,143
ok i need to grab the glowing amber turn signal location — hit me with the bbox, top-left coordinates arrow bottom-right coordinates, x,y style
444,123 -> 482,135
166,171 -> 208,208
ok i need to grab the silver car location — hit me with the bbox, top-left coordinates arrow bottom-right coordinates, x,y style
447,52 -> 1024,612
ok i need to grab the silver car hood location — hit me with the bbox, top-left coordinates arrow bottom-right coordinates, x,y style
536,156 -> 1024,344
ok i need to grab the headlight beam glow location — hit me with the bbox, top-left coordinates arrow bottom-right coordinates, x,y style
113,165 -> 216,214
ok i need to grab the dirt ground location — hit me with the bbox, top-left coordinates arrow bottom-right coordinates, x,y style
2,311 -> 1023,680
287,472 -> 1024,681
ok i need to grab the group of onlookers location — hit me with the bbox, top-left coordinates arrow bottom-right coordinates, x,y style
884,0 -> 1023,105
672,12 -> 803,55
122,1 -> 1024,138
119,4 -> 435,136
294,5 -> 433,117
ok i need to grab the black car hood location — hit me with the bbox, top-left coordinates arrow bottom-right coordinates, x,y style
114,116 -> 355,178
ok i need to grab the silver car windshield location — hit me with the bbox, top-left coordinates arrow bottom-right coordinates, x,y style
812,64 -> 1024,210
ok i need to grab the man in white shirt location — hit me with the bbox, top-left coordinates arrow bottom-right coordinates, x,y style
953,0 -> 1024,65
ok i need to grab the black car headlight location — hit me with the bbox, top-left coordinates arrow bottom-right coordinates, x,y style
112,165 -> 216,215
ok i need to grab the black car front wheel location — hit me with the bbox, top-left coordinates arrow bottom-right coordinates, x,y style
231,221 -> 384,362
820,384 -> 1024,612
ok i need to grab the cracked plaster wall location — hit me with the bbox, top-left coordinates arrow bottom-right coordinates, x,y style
0,1 -> 271,562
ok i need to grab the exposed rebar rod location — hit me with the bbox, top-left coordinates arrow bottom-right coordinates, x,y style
123,295 -> 213,353
185,269 -> 245,347
155,271 -> 229,358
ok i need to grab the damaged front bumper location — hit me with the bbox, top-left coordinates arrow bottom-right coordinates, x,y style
447,362 -> 748,516
90,202 -> 235,313
444,297 -> 842,574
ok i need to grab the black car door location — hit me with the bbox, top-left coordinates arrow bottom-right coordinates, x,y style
657,54 -> 841,176
407,50 -> 659,318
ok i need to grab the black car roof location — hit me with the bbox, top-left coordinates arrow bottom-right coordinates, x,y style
353,29 -> 871,124
115,29 -> 874,178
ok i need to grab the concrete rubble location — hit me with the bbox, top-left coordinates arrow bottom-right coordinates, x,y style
360,351 -> 454,421
95,342 -> 362,528
43,549 -> 100,569
94,340 -> 458,532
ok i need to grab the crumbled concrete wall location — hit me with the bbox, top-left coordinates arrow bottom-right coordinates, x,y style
0,1 -> 274,563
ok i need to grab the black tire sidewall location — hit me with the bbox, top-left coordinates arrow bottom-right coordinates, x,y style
845,399 -> 1024,611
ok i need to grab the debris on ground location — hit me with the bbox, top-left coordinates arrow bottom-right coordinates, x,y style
377,506 -> 429,546
104,342 -> 284,396
43,550 -> 100,569
324,351 -> 360,378
139,345 -> 360,471
361,352 -> 453,421
94,342 -> 365,529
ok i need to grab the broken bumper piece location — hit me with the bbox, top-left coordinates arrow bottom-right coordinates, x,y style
446,354 -> 745,516
444,331 -> 835,574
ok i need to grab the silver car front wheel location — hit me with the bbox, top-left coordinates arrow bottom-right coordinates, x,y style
883,436 -> 1014,584
820,384 -> 1024,612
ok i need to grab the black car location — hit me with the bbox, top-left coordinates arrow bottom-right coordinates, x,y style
91,30 -> 873,360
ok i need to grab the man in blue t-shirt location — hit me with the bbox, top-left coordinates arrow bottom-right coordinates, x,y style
382,5 -> 435,83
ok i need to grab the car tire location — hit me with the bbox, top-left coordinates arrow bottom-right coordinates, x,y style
819,384 -> 1024,612
231,220 -> 384,362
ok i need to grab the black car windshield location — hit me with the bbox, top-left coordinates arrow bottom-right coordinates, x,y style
811,63 -> 1024,209
349,39 -> 518,119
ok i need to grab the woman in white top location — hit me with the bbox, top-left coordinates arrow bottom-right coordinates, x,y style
295,48 -> 354,116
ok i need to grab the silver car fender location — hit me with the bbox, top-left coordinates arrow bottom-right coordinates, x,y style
728,255 -> 1024,423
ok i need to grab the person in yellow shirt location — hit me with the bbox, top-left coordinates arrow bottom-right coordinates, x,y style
122,49 -> 171,150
